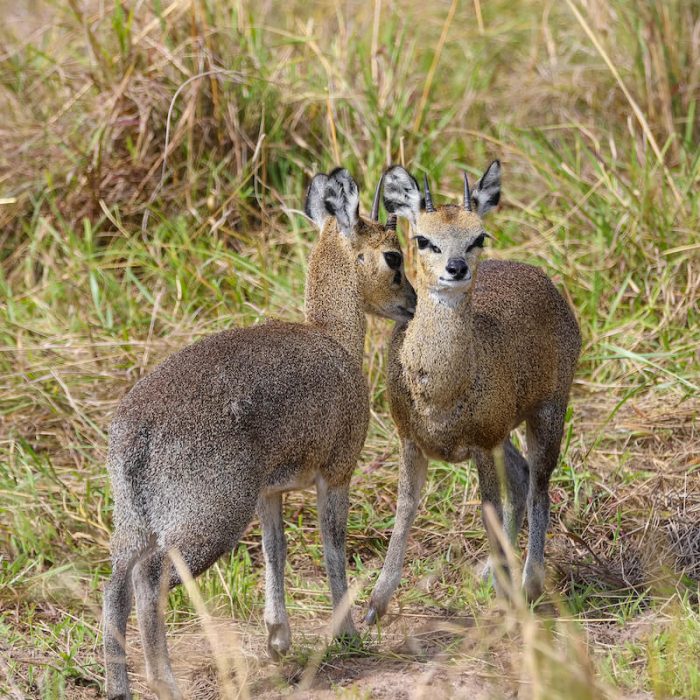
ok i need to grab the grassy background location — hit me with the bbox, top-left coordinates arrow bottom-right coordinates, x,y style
1,0 -> 698,697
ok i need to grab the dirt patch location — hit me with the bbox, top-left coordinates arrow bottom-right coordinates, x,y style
94,615 -> 519,699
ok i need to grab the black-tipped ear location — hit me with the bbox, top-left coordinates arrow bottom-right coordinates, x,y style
472,160 -> 501,217
305,173 -> 330,229
324,167 -> 360,236
382,165 -> 421,225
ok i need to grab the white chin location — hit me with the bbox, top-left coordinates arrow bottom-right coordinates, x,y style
434,278 -> 471,293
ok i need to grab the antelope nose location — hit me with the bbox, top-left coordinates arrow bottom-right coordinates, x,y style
446,257 -> 468,280
406,284 -> 417,313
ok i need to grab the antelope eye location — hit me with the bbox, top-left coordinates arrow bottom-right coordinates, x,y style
415,236 -> 429,250
383,251 -> 402,270
467,233 -> 486,252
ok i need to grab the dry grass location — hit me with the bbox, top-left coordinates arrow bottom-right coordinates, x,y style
1,0 -> 699,697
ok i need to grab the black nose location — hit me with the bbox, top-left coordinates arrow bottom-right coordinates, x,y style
445,257 -> 468,279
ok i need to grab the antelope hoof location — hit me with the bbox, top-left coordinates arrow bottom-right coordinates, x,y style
364,595 -> 388,625
364,607 -> 378,625
266,622 -> 291,661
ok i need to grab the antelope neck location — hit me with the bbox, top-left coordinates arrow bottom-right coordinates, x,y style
304,232 -> 366,366
406,289 -> 477,406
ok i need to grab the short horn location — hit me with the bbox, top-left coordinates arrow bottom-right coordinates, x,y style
385,214 -> 397,231
423,174 -> 435,213
371,172 -> 384,222
463,171 -> 472,211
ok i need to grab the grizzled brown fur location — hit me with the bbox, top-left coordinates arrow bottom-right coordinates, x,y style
365,163 -> 581,623
102,168 -> 415,700
305,217 -> 413,360
396,259 -> 580,456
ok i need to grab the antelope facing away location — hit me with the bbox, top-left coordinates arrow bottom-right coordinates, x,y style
364,162 -> 581,624
102,168 -> 416,700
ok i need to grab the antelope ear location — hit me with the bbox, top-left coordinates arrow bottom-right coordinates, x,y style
304,173 -> 331,229
472,160 -> 501,217
324,167 -> 360,236
382,165 -> 421,226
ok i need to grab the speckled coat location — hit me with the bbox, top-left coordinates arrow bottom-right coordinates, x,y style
102,167 -> 416,700
108,321 -> 369,576
365,163 -> 581,623
389,259 -> 581,462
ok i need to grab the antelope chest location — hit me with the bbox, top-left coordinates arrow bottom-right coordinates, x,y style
409,393 -> 510,461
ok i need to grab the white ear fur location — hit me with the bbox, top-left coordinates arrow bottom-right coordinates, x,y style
382,165 -> 421,226
472,160 -> 501,217
324,168 -> 360,236
304,173 -> 331,229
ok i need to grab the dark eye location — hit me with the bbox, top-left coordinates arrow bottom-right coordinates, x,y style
383,251 -> 402,270
415,236 -> 441,254
467,233 -> 486,252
